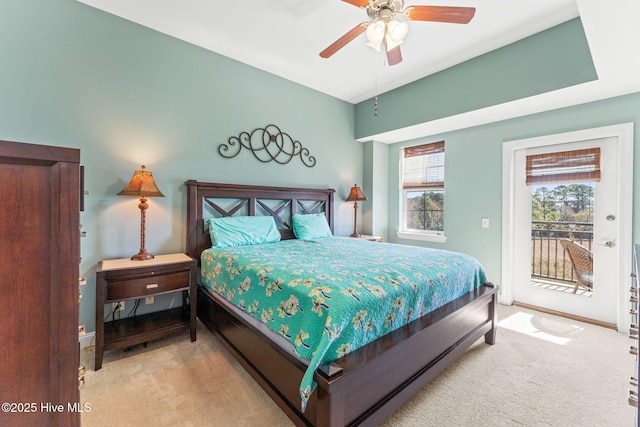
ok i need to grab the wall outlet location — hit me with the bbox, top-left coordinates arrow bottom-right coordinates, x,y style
145,296 -> 154,305
78,325 -> 86,336
481,217 -> 490,228
112,301 -> 125,312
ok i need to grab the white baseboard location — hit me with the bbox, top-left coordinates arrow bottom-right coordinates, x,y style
79,331 -> 95,350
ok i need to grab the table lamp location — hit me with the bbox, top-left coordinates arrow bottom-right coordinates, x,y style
117,165 -> 164,260
345,184 -> 367,238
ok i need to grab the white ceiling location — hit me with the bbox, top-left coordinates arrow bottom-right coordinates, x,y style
77,0 -> 640,142
77,0 -> 580,104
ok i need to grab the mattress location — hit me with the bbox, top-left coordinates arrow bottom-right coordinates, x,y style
200,236 -> 487,410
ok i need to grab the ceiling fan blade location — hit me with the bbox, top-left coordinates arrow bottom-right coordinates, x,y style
386,45 -> 403,66
319,22 -> 368,58
342,0 -> 370,7
404,6 -> 476,24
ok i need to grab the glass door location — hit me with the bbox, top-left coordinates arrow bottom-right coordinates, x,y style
512,137 -> 618,324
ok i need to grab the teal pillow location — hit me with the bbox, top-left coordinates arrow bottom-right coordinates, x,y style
292,213 -> 332,240
206,216 -> 281,248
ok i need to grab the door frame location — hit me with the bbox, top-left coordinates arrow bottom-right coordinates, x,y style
501,122 -> 634,333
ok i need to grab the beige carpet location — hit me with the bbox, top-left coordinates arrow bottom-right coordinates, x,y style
81,304 -> 634,426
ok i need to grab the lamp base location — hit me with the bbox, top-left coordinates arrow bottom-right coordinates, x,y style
131,251 -> 155,261
350,232 -> 361,238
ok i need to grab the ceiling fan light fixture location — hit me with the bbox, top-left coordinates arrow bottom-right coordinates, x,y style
365,19 -> 386,51
384,19 -> 408,51
388,20 -> 408,43
366,17 -> 408,53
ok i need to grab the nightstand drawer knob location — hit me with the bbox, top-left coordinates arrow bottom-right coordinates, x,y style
146,283 -> 159,289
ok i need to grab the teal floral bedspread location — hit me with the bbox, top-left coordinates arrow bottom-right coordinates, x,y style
200,237 -> 487,411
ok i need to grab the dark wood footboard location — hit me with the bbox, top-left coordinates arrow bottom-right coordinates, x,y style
198,282 -> 498,427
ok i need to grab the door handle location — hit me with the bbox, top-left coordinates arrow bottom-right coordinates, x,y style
597,241 -> 616,248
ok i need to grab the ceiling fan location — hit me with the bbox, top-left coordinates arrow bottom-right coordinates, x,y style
319,0 -> 476,66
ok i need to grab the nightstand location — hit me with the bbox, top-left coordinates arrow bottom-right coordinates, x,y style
94,253 -> 197,370
351,234 -> 384,242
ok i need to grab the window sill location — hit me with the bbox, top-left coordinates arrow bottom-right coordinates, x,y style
396,232 -> 447,243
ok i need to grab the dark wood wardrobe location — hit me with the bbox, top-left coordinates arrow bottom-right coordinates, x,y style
0,140 -> 81,427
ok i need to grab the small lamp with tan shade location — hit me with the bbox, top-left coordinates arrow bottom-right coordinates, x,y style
345,184 -> 367,238
117,165 -> 165,260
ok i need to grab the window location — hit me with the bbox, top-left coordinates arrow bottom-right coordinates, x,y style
401,142 -> 445,237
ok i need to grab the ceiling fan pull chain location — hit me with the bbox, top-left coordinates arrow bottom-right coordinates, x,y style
373,59 -> 380,116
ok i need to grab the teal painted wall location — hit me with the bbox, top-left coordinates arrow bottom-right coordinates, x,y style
355,18 -> 597,139
386,92 -> 640,284
0,0 -> 360,332
362,141 -> 389,239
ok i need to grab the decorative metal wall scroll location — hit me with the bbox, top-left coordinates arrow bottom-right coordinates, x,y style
218,124 -> 316,168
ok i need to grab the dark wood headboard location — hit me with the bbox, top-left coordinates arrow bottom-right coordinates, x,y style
185,180 -> 335,261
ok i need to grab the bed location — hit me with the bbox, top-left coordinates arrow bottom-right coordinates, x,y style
186,180 -> 498,427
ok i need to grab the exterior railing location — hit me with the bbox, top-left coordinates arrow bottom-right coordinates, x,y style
531,220 -> 593,283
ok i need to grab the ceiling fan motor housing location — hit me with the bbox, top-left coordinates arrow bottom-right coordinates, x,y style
367,0 -> 404,20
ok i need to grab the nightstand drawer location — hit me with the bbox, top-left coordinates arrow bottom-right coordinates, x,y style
107,270 -> 190,301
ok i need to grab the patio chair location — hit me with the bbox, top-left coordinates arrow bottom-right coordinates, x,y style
559,239 -> 593,293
